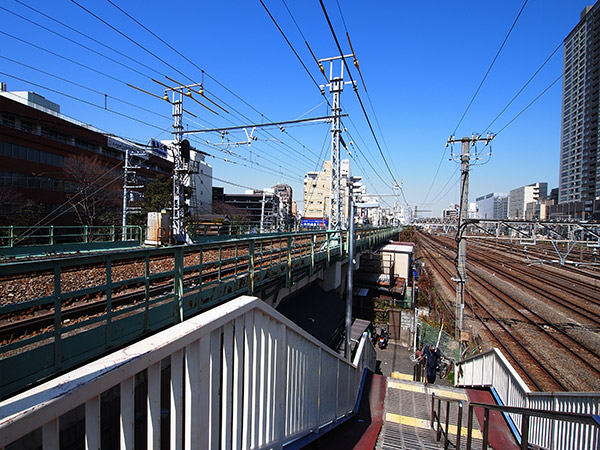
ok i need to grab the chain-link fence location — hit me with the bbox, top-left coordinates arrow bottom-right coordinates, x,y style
416,319 -> 460,361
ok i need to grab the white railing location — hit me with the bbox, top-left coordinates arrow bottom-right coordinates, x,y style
0,296 -> 376,449
456,348 -> 600,450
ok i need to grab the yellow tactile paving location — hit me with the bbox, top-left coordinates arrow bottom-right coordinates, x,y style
428,388 -> 468,401
388,380 -> 425,393
385,412 -> 429,428
391,371 -> 413,381
387,380 -> 468,401
385,413 -> 483,439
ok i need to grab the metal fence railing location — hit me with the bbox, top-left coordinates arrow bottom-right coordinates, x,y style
0,296 -> 377,449
456,348 -> 600,450
0,225 -> 143,248
0,226 -> 398,398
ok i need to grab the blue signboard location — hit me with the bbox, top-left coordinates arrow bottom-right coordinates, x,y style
302,218 -> 327,228
149,138 -> 169,158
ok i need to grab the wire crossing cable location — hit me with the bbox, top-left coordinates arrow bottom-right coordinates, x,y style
453,0 -> 529,135
105,0 -> 319,162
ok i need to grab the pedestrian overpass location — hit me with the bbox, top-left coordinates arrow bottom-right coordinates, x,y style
0,226 -> 599,449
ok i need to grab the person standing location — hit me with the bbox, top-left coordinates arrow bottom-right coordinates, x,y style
424,344 -> 441,385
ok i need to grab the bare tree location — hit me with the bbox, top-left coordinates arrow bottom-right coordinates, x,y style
63,154 -> 122,227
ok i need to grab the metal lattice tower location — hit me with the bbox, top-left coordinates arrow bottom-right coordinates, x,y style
171,93 -> 186,242
320,55 -> 354,230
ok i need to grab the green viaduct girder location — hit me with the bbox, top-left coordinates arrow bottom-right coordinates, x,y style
0,227 -> 399,399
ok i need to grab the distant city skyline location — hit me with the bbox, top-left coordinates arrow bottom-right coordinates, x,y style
0,1 -> 596,216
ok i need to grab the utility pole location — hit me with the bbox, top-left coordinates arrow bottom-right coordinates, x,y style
345,200 -> 355,359
319,55 -> 354,231
447,134 -> 494,340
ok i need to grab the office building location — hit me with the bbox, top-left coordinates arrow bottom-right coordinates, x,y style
475,193 -> 508,219
0,85 -> 174,226
508,183 -> 547,219
302,159 -> 362,227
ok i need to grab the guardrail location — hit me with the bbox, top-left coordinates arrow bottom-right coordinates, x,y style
0,296 -> 377,449
456,348 -> 600,450
430,392 -> 464,450
466,402 -> 600,450
0,225 -> 143,248
0,226 -> 397,398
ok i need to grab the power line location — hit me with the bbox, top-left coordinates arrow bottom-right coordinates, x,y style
0,55 -> 172,122
13,0 -> 163,78
259,0 -> 322,92
495,73 -> 563,136
480,40 -> 563,134
0,5 -> 152,80
0,71 -> 171,132
102,0 -> 322,164
332,1 -> 400,177
452,0 -> 529,135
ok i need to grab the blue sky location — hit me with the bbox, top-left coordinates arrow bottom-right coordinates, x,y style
0,0 -> 595,216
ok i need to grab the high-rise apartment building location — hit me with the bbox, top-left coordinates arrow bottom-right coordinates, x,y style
559,3 -> 600,205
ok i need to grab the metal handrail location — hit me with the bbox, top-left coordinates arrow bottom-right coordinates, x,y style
466,401 -> 600,450
430,392 -> 464,450
0,226 -> 398,398
0,225 -> 143,247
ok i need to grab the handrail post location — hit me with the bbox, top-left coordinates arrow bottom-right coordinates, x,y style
436,398 -> 442,441
444,400 -> 450,449
111,224 -> 115,242
520,414 -> 530,450
9,225 -> 14,247
53,265 -> 62,370
106,256 -> 113,345
310,235 -> 315,276
431,392 -> 436,428
84,225 -> 89,243
174,246 -> 184,323
482,407 -> 490,450
49,225 -> 54,245
327,232 -> 331,266
456,401 -> 463,450
248,239 -> 255,295
286,236 -> 292,288
466,404 -> 474,450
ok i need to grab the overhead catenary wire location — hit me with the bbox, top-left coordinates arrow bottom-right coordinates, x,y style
331,1 -> 399,177
5,1 -> 389,209
102,0 -> 321,163
0,55 -> 173,122
318,0 -> 400,189
0,71 -> 173,133
452,0 -> 529,135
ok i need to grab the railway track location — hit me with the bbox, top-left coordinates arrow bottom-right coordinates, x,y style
417,231 -> 600,391
0,237 -> 317,343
